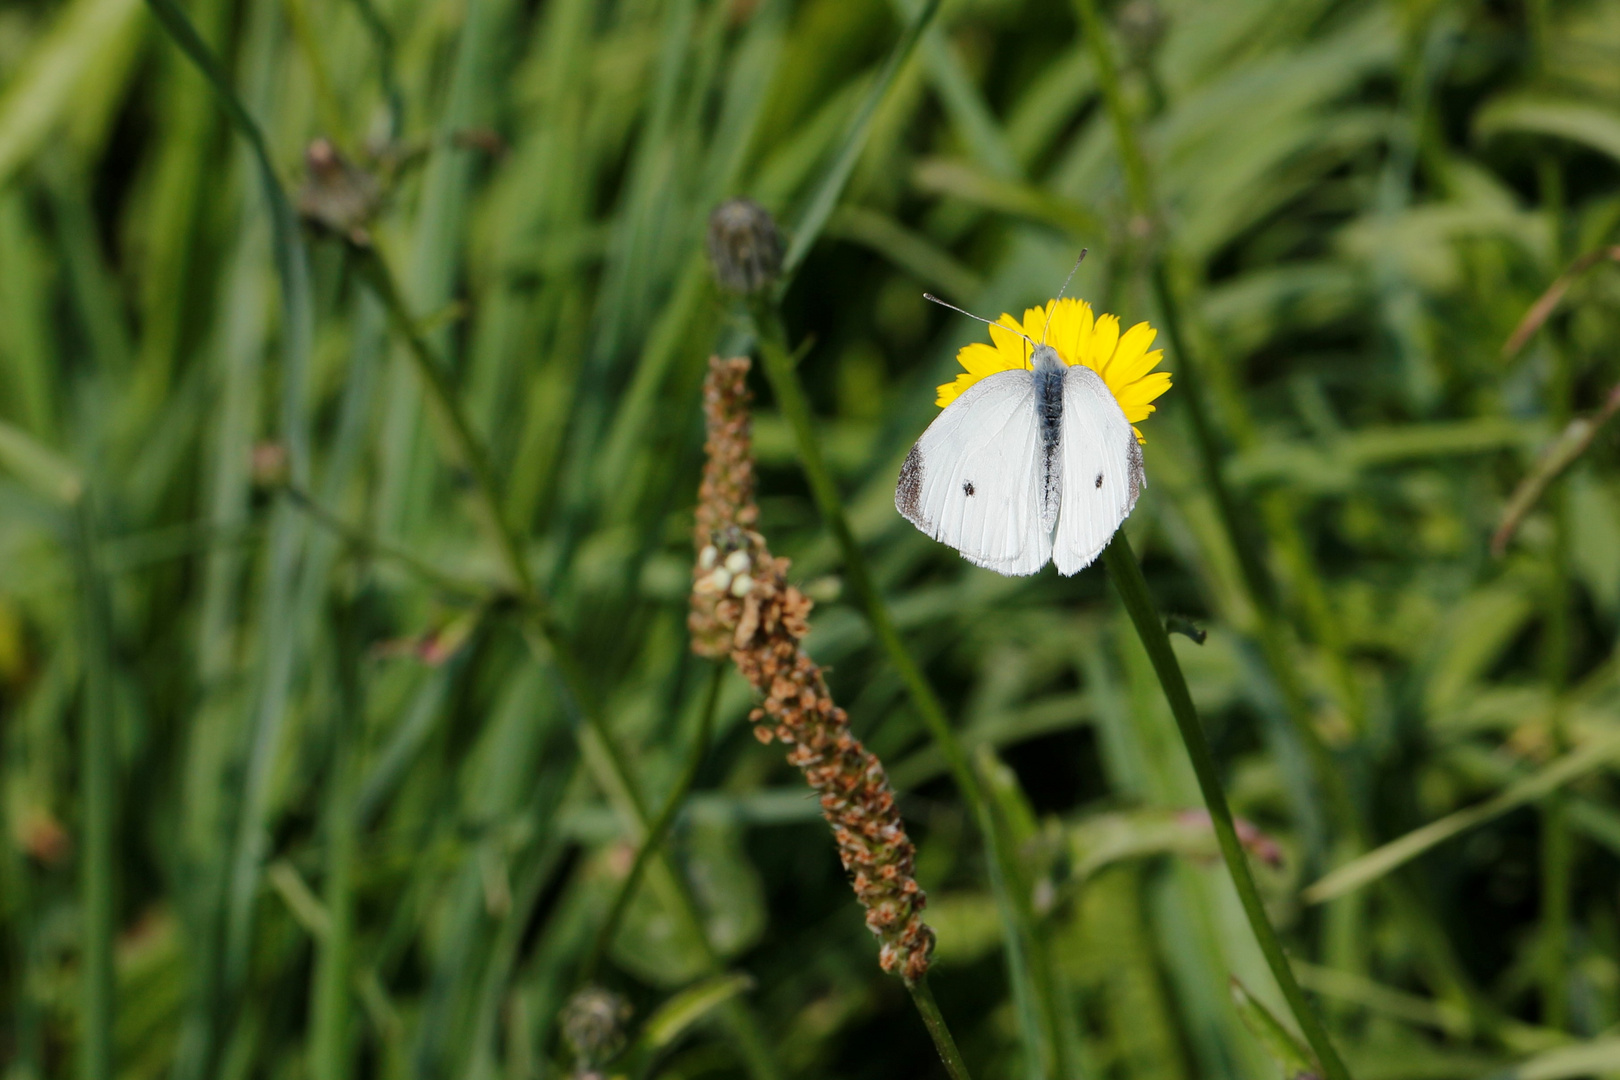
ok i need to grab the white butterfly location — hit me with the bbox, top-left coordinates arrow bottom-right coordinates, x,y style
895,295 -> 1144,577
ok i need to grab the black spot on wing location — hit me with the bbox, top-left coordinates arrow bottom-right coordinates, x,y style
1094,472 -> 1103,489
963,480 -> 974,496
897,444 -> 926,526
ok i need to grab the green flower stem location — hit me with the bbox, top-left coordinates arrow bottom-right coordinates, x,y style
581,663 -> 722,984
1102,532 -> 1351,1080
1146,265 -> 1333,750
1076,2 -> 1516,1038
355,244 -> 780,1080
73,497 -> 115,1080
908,976 -> 975,1080
748,302 -> 1067,1075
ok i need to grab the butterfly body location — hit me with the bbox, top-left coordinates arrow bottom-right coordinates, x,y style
896,345 -> 1144,577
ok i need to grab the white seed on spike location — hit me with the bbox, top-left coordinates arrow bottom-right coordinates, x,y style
730,574 -> 754,597
699,545 -> 719,570
724,550 -> 751,574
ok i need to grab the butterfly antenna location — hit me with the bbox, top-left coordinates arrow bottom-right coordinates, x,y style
923,293 -> 1037,351
1041,248 -> 1088,345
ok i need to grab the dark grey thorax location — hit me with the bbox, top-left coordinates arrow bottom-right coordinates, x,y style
1031,344 -> 1065,521
1031,344 -> 1065,452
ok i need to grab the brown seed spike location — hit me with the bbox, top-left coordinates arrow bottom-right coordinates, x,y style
689,355 -> 934,984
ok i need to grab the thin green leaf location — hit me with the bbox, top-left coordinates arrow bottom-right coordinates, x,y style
1477,95 -> 1620,167
1484,1037 -> 1620,1080
1231,977 -> 1321,1080
639,973 -> 757,1051
913,158 -> 1102,239
0,419 -> 82,504
1304,728 -> 1620,904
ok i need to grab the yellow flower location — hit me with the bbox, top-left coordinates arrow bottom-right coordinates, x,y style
935,298 -> 1171,442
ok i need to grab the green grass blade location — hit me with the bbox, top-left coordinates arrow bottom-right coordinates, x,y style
0,0 -> 141,188
0,419 -> 82,504
780,0 -> 941,278
141,0 -> 313,481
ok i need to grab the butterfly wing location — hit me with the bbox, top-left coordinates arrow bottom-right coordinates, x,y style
1052,363 -> 1143,576
896,369 -> 1053,576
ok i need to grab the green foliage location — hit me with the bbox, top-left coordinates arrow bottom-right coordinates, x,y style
2,0 -> 1619,1077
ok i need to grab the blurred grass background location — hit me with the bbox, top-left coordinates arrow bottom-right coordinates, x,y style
3,0 -> 1620,1077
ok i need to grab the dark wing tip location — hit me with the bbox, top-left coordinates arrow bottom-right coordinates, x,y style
1126,436 -> 1144,505
897,444 -> 927,527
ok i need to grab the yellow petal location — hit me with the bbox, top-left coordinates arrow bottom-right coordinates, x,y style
957,341 -> 1009,378
1115,347 -> 1166,382
1103,322 -> 1158,382
988,316 -> 1031,367
1020,305 -> 1048,344
1114,371 -> 1172,420
936,373 -> 976,407
1128,369 -> 1172,403
1087,314 -> 1120,372
1049,298 -> 1093,364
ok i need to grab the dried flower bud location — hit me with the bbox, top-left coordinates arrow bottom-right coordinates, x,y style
251,442 -> 289,488
560,987 -> 631,1068
1117,0 -> 1167,62
706,198 -> 783,295
297,137 -> 381,246
18,807 -> 70,865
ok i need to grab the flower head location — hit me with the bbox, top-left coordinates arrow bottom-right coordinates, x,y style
936,297 -> 1171,442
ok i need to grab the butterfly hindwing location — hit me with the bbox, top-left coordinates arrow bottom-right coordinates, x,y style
896,369 -> 1053,576
1052,363 -> 1143,576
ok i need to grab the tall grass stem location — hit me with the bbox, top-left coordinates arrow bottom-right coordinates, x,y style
311,594 -> 364,1080
356,245 -> 782,1080
73,497 -> 115,1080
581,663 -> 723,984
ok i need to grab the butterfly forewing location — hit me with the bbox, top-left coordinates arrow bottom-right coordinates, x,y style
1052,364 -> 1143,576
896,369 -> 1053,576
